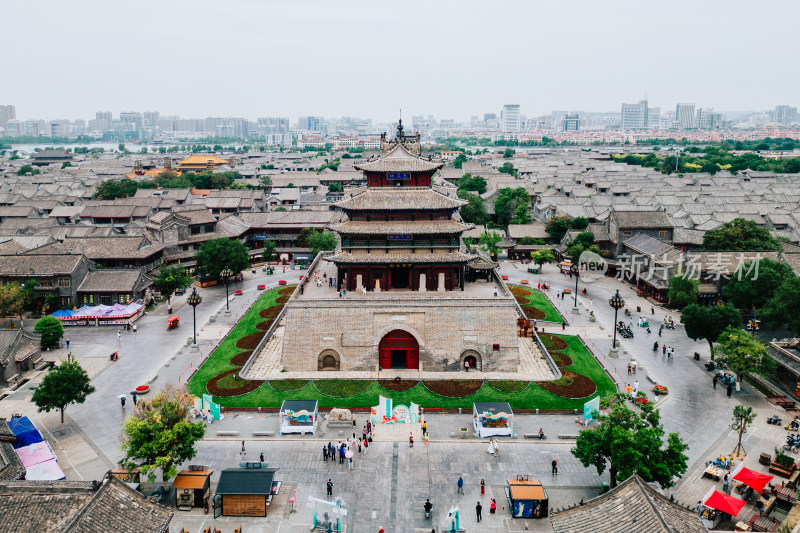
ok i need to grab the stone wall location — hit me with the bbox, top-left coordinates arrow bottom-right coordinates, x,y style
280,296 -> 520,373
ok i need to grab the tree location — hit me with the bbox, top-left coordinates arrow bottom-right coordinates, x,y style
195,239 -> 251,281
761,276 -> 800,335
17,164 -> 40,176
457,173 -> 487,194
457,190 -> 489,226
680,303 -> 742,357
531,249 -> 556,270
118,143 -> 126,152
261,240 -> 277,262
306,230 -> 338,256
453,153 -> 467,169
713,326 -> 774,380
565,231 -> 598,261
153,265 -> 193,302
702,218 -> 782,251
545,216 -> 570,241
498,162 -> 516,176
274,206 -> 287,212
259,175 -> 273,191
570,217 -> 589,230
32,360 -> 95,433
95,178 -> 140,199
731,405 -> 756,457
120,386 -> 206,482
722,258 -> 794,310
519,237 -> 545,245
328,182 -> 343,193
503,148 -> 516,158
34,316 -> 64,348
494,187 -> 529,226
667,273 -> 699,310
479,231 -> 502,259
510,203 -> 531,224
572,394 -> 688,489
0,282 -> 26,320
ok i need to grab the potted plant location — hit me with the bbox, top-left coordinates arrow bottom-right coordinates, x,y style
769,447 -> 796,478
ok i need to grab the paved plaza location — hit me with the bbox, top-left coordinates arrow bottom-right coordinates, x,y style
0,261 -> 796,532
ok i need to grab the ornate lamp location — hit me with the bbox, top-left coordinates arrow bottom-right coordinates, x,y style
220,266 -> 233,312
608,289 -> 625,353
186,287 -> 202,347
570,262 -> 581,312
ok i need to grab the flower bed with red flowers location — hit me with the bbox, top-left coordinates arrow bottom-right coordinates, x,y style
135,385 -> 150,394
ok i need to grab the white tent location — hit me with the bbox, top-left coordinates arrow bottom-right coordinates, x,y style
473,402 -> 514,438
279,400 -> 318,435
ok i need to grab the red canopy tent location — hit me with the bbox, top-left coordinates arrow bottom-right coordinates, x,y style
731,464 -> 773,494
704,490 -> 747,517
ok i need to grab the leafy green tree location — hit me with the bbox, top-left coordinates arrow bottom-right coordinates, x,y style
713,327 -> 774,380
453,153 -> 467,169
274,206 -> 287,212
572,394 -> 688,489
120,387 -> 206,482
17,164 -> 40,176
519,237 -> 545,245
328,182 -> 343,193
503,148 -> 516,158
95,178 -> 140,199
498,162 -> 516,176
61,161 -> 73,169
479,231 -> 503,259
731,405 -> 756,457
305,230 -> 338,256
761,276 -> 800,335
531,249 -> 556,270
261,240 -> 277,262
259,175 -> 273,191
32,360 -> 95,432
702,218 -> 782,251
545,216 -> 571,241
680,303 -> 741,357
118,143 -> 126,152
195,239 -> 251,281
570,217 -> 589,230
722,258 -> 794,310
565,231 -> 597,260
457,173 -> 487,194
0,282 -> 26,320
153,265 -> 193,302
667,274 -> 699,310
494,187 -> 529,226
510,203 -> 531,224
34,316 -> 64,347
457,190 -> 489,226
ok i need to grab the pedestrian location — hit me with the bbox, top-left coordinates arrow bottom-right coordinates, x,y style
457,476 -> 464,494
494,287 -> 497,297
117,330 -> 121,340
363,426 -> 367,440
424,433 -> 429,447
626,383 -> 632,396
120,396 -> 126,408
358,441 -> 362,453
727,384 -> 733,398
241,441 -> 246,456
133,324 -> 137,333
696,501 -> 703,516
490,498 -> 496,514
723,473 -> 729,493
363,438 -> 368,454
132,393 -> 138,406
658,328 -> 662,337
562,321 -> 566,331
476,501 -> 482,522
353,416 -> 357,427
66,338 -> 70,349
634,380 -> 639,394
552,459 -> 558,474
561,292 -> 565,300
662,345 -> 667,355
557,290 -> 560,299
481,479 -> 485,495
323,445 -> 328,461
327,479 -> 333,496
713,376 -> 718,390
422,420 -> 427,436
339,446 -> 345,464
260,452 -> 264,463
348,456 -> 353,469
651,306 -> 655,316
207,412 -> 213,424
627,363 -> 632,375
409,433 -> 414,447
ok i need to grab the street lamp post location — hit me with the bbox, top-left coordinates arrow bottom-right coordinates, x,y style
220,266 -> 233,314
570,263 -> 580,314
608,289 -> 625,358
186,287 -> 202,350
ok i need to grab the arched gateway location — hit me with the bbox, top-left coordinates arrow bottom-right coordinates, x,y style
378,330 -> 419,370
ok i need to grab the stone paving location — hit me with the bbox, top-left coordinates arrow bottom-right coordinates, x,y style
3,260 -> 800,532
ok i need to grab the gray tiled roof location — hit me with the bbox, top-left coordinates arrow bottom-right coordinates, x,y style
334,220 -> 472,235
77,270 -> 141,293
0,254 -> 82,275
0,441 -> 24,481
330,251 -> 470,264
334,188 -> 466,211
551,475 -> 706,533
354,143 -> 443,173
39,236 -> 163,260
612,209 -> 673,228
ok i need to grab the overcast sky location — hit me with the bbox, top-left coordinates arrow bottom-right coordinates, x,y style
6,0 -> 798,122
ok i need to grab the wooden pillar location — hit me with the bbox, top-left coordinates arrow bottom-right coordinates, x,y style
408,267 -> 412,290
367,268 -> 372,292
387,267 -> 392,291
461,265 -> 465,291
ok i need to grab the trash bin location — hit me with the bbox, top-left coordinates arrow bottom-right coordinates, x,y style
694,352 -> 700,361
601,482 -> 609,494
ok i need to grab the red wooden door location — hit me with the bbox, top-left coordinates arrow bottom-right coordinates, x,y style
379,330 -> 419,369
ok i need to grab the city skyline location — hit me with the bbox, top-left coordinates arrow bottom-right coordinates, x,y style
7,0 -> 799,122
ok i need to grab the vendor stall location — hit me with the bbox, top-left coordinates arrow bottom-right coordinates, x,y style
7,416 -> 43,448
279,400 -> 318,435
215,468 -> 280,517
505,476 -> 548,518
731,464 -> 773,496
173,469 -> 213,510
702,488 -> 747,529
473,402 -> 514,438
51,302 -> 144,327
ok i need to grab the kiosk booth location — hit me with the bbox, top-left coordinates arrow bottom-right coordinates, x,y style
473,402 -> 514,438
172,468 -> 213,510
279,400 -> 318,435
505,475 -> 548,518
700,488 -> 746,529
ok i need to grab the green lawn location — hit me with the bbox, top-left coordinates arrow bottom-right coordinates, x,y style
511,285 -> 564,323
196,332 -> 615,411
186,288 -> 282,397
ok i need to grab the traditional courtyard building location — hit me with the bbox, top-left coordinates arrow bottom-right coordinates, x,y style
250,121 -> 549,377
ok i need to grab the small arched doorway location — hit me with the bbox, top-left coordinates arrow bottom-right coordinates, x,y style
460,350 -> 482,372
379,330 -> 419,370
318,349 -> 341,371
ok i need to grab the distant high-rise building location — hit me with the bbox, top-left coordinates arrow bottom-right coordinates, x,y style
501,105 -> 521,132
696,108 -> 720,130
620,100 -> 649,129
5,119 -> 24,136
0,105 -> 16,129
773,105 -> 799,125
143,111 -> 160,128
675,103 -> 696,129
562,114 -> 580,132
647,107 -> 660,129
95,111 -> 112,131
49,120 -> 70,138
257,117 -> 290,133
